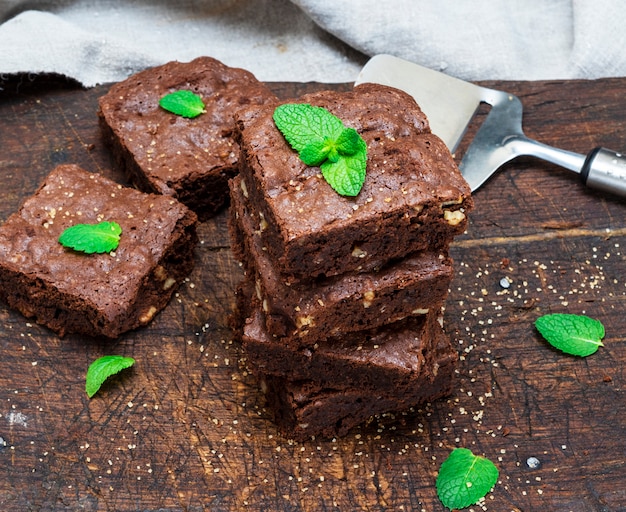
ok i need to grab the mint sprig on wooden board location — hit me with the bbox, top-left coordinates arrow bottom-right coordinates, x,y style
273,103 -> 367,197
86,355 -> 135,398
58,221 -> 122,254
535,313 -> 605,357
436,448 -> 499,510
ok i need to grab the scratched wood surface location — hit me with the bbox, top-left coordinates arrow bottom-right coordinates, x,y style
0,74 -> 625,511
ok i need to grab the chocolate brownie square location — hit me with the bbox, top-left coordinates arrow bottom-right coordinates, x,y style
259,334 -> 458,441
235,82 -> 473,281
98,56 -> 277,220
242,306 -> 449,392
0,164 -> 198,337
229,178 -> 453,344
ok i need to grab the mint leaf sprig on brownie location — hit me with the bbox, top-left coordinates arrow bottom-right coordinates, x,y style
58,221 -> 122,254
273,103 -> 367,197
159,90 -> 206,118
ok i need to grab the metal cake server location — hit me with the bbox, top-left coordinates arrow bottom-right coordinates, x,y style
355,54 -> 626,197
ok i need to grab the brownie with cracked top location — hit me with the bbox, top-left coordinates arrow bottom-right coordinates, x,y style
0,164 -> 198,338
98,56 -> 277,220
235,82 -> 472,281
229,176 -> 453,345
259,333 -> 458,441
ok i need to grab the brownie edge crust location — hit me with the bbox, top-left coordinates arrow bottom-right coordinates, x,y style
0,164 -> 198,338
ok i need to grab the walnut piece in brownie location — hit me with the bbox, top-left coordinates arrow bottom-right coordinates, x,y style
235,82 -> 473,281
230,176 -> 454,345
98,56 -> 277,221
0,164 -> 198,338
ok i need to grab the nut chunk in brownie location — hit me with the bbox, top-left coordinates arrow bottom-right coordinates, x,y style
0,164 -> 198,338
235,82 -> 473,281
98,56 -> 277,220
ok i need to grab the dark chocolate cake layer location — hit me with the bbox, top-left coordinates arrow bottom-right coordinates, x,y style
259,333 -> 458,441
242,306 -> 450,392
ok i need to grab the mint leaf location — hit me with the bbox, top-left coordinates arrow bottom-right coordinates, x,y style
300,139 -> 333,166
86,355 -> 135,398
273,103 -> 367,196
335,127 -> 363,157
273,103 -> 344,152
321,149 -> 367,197
159,90 -> 206,118
436,448 -> 499,510
535,313 -> 605,357
59,221 -> 122,254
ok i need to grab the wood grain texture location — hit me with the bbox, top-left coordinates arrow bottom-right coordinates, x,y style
0,75 -> 625,511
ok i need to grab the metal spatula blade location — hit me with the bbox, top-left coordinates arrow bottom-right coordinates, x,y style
355,54 -> 626,198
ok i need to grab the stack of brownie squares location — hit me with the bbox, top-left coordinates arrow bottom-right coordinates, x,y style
228,83 -> 473,441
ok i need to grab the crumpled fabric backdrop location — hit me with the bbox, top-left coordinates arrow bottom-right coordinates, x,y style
1,0 -> 625,87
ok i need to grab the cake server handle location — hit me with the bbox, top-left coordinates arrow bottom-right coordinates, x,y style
459,94 -> 626,199
579,147 -> 626,197
499,137 -> 626,198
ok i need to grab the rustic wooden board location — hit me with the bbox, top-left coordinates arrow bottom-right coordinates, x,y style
0,74 -> 625,511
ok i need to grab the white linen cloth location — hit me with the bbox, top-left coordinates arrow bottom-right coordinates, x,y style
0,0 -> 625,87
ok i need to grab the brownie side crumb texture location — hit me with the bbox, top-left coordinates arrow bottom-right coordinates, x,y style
229,175 -> 453,344
98,56 -> 278,221
243,305 -> 450,392
0,164 -> 198,338
235,82 -> 473,280
259,334 -> 458,441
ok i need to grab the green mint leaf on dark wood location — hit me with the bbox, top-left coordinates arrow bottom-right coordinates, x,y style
535,313 -> 605,357
436,448 -> 499,510
86,355 -> 135,398
273,103 -> 367,196
159,90 -> 206,118
59,221 -> 122,254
